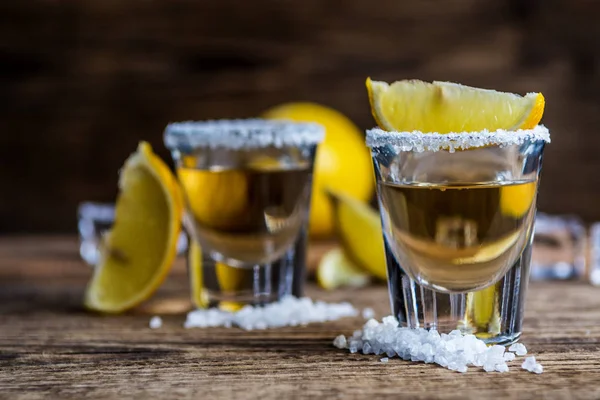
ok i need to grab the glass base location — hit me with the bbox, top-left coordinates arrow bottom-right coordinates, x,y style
199,263 -> 290,311
386,238 -> 533,345
187,233 -> 307,311
203,286 -> 282,312
481,332 -> 521,346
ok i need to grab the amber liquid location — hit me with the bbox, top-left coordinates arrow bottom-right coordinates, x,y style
178,165 -> 311,266
379,181 -> 536,292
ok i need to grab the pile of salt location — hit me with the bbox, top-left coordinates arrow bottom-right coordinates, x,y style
334,316 -> 543,374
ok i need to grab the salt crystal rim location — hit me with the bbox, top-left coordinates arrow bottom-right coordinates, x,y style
164,119 -> 325,150
366,124 -> 550,152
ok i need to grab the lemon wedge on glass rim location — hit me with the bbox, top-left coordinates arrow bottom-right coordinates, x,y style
84,142 -> 184,313
366,78 -> 545,133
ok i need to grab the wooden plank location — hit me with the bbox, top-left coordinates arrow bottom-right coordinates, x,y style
1,236 -> 600,399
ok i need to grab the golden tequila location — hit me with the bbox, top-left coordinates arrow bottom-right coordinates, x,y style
379,180 -> 536,292
178,164 -> 312,266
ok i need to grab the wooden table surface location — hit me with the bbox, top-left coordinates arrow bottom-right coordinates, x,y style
2,236 -> 600,399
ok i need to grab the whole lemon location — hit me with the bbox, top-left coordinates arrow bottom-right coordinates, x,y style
263,103 -> 374,238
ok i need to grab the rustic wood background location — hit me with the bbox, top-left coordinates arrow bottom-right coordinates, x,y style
2,0 -> 599,233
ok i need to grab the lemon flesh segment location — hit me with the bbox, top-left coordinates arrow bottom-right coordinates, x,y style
317,247 -> 371,290
466,284 -> 499,332
178,168 -> 249,231
500,181 -> 537,218
84,142 -> 183,313
366,78 -> 545,133
262,102 -> 374,238
328,191 -> 387,280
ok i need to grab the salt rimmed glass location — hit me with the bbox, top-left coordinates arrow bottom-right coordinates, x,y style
367,125 -> 550,345
165,119 -> 324,310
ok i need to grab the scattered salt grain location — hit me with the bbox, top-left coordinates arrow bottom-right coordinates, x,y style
522,356 -> 544,374
334,316 -> 540,374
149,316 -> 162,329
495,363 -> 509,373
184,296 -> 358,330
509,343 -> 528,356
333,335 -> 348,349
362,307 -> 375,319
380,357 -> 389,363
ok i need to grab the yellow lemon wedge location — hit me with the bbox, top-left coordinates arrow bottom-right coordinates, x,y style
317,247 -> 371,290
500,181 -> 537,218
188,239 -> 249,312
466,284 -> 499,332
327,190 -> 387,280
366,78 -> 545,133
84,142 -> 184,313
177,168 -> 248,231
188,239 -> 209,309
262,102 -> 374,238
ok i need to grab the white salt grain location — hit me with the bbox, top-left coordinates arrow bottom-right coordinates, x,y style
362,308 -> 375,319
483,363 -> 496,373
335,317 -> 541,374
149,316 -> 162,329
333,335 -> 347,349
509,343 -> 528,356
184,296 -> 358,330
495,363 -> 509,373
521,356 -> 544,374
457,365 -> 468,373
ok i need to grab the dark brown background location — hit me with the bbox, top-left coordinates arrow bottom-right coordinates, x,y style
2,0 -> 599,233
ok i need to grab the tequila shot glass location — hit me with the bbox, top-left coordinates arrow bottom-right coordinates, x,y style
165,119 -> 323,310
367,125 -> 550,344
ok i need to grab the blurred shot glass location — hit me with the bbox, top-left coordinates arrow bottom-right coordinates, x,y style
530,213 -> 586,281
589,223 -> 600,286
77,202 -> 188,266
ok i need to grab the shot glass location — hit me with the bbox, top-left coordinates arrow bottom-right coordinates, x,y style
367,126 -> 550,344
164,119 -> 324,310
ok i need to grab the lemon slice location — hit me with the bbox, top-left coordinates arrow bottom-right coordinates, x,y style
366,78 -> 545,133
188,240 -> 209,309
317,247 -> 370,290
466,284 -> 499,332
327,190 -> 387,280
84,142 -> 184,313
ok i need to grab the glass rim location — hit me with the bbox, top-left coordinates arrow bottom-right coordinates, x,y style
164,118 -> 325,151
365,124 -> 550,152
